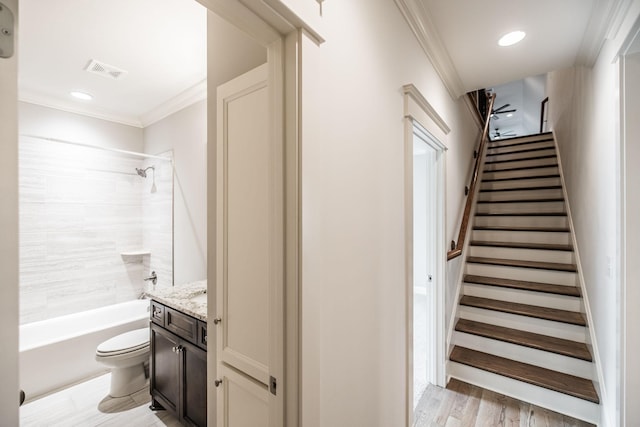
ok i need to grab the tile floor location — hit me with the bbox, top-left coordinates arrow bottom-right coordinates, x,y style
20,374 -> 181,427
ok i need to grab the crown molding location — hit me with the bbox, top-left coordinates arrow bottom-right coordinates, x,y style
19,80 -> 208,129
394,0 -> 465,99
19,90 -> 143,128
576,0 -> 633,66
140,79 -> 207,127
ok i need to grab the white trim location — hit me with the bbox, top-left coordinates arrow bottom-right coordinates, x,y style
404,118 -> 447,427
394,0 -> 465,99
403,84 -> 451,136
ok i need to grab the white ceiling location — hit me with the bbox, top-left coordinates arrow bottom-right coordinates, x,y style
421,0 -> 599,93
19,0 -> 207,127
399,0 -> 626,98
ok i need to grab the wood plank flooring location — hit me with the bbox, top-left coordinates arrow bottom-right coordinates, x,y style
20,373 -> 181,427
414,379 -> 595,427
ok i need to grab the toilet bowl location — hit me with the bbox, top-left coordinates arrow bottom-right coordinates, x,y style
95,328 -> 150,398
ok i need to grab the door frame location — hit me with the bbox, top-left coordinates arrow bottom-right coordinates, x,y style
403,109 -> 447,426
196,1 -> 312,426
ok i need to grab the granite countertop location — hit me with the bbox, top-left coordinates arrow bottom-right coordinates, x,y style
145,280 -> 208,321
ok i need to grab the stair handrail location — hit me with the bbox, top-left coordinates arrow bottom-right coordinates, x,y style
447,92 -> 496,261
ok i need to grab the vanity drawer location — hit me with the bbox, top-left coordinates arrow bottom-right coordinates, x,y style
165,306 -> 198,345
150,301 -> 165,326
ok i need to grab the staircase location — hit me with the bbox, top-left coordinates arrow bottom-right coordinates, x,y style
447,132 -> 600,424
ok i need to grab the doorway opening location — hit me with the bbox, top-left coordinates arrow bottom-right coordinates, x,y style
412,132 -> 436,408
409,121 -> 445,419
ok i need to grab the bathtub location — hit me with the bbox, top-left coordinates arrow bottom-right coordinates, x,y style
20,299 -> 150,402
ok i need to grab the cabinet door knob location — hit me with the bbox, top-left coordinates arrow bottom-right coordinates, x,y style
213,317 -> 222,325
214,379 -> 223,387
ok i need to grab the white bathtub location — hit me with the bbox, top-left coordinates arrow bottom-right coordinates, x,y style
20,299 -> 150,402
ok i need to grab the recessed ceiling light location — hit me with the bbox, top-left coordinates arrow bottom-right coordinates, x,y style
498,31 -> 526,47
70,91 -> 93,101
506,113 -> 513,118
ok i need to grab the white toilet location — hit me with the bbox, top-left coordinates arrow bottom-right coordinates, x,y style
95,328 -> 150,398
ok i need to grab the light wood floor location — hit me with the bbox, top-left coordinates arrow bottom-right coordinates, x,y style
414,379 -> 596,427
20,373 -> 181,427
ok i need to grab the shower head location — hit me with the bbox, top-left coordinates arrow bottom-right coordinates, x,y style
135,166 -> 154,178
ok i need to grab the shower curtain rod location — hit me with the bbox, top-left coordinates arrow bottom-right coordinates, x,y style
20,134 -> 173,162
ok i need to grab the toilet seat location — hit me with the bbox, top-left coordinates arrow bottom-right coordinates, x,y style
96,328 -> 149,358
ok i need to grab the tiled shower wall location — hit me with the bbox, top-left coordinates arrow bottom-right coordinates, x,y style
19,136 -> 173,324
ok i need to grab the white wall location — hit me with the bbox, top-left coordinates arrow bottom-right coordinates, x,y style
546,4 -> 640,425
299,1 -> 479,425
19,102 -> 143,151
0,0 -> 19,422
144,100 -> 207,285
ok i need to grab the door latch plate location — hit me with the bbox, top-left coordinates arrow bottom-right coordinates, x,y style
0,2 -> 15,59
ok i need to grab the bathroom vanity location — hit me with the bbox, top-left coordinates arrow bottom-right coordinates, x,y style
146,281 -> 207,427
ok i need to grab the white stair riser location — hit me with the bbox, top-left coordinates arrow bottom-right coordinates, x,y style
463,283 -> 581,311
458,306 -> 587,342
480,176 -> 561,190
452,332 -> 593,379
465,263 -> 577,286
485,157 -> 558,172
476,201 -> 566,214
488,135 -> 553,148
472,229 -> 571,245
485,148 -> 557,163
486,141 -> 556,156
483,166 -> 559,180
468,245 -> 575,264
474,215 -> 568,228
478,188 -> 564,202
447,362 -> 600,424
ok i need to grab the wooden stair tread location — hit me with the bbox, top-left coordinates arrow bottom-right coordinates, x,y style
460,295 -> 586,325
483,174 -> 561,183
473,225 -> 569,232
486,145 -> 556,157
449,346 -> 599,403
477,198 -> 564,204
485,154 -> 557,165
480,185 -> 562,192
463,274 -> 580,296
470,240 -> 573,251
455,319 -> 592,361
484,164 -> 559,173
467,256 -> 577,272
474,212 -> 567,217
487,136 -> 554,149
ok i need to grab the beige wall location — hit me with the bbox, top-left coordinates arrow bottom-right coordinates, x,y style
546,3 -> 640,425
0,0 -> 19,423
299,1 -> 479,425
19,102 -> 144,151
144,100 -> 207,285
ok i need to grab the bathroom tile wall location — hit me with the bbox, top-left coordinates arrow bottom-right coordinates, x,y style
19,136 -> 173,324
141,152 -> 174,290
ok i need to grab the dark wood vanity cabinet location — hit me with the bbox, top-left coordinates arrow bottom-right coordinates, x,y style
150,300 -> 207,427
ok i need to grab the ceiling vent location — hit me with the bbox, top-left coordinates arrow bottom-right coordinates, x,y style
84,59 -> 128,80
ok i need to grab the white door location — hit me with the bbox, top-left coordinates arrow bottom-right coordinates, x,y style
412,134 -> 437,410
215,63 -> 283,427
